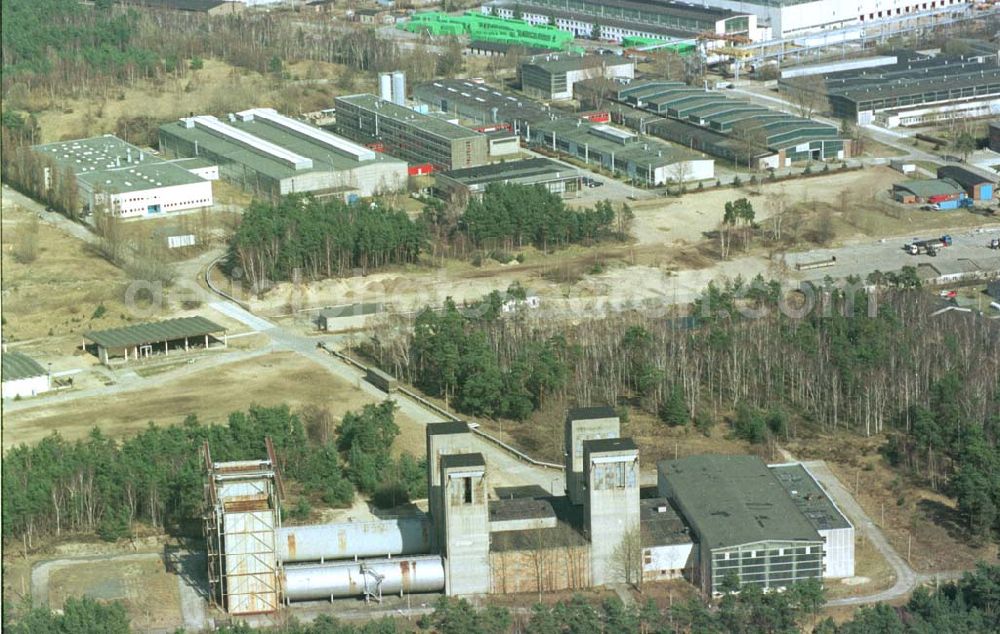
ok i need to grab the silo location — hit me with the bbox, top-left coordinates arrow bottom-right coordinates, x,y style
379,73 -> 393,102
391,71 -> 406,106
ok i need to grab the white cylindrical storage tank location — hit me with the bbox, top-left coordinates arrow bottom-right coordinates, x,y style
391,71 -> 406,106
283,555 -> 445,601
379,73 -> 393,102
276,518 -> 431,563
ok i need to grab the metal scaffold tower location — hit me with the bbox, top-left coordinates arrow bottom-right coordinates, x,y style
203,438 -> 285,616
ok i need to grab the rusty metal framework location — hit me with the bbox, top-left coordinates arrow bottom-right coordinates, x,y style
203,441 -> 283,616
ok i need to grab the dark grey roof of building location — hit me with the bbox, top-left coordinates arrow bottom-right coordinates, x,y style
489,497 -> 557,522
440,452 -> 486,469
83,316 -> 225,349
820,56 -> 1000,105
937,165 -> 996,189
567,405 -> 618,420
523,54 -> 634,75
426,421 -> 471,436
469,40 -> 550,56
336,94 -> 485,141
441,158 -> 577,186
770,464 -> 852,531
641,498 -> 693,547
2,351 -> 47,382
583,437 -> 637,453
659,455 -> 822,550
490,521 -> 589,552
126,0 -> 233,11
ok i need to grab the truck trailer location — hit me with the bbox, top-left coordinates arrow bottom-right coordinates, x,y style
905,235 -> 952,256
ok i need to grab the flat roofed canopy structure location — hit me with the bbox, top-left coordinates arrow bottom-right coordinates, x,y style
2,351 -> 47,381
84,316 -> 227,365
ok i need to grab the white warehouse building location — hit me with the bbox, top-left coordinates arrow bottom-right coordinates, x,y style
688,0 -> 971,39
2,351 -> 51,400
33,135 -> 215,219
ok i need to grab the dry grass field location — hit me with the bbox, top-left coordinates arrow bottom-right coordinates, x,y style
2,351 -> 425,455
1,201 -> 140,351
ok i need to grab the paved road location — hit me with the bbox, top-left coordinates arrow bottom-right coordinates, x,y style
804,461 -> 918,607
199,263 -> 565,493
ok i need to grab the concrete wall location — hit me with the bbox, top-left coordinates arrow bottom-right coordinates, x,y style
277,161 -> 407,198
427,425 -> 473,550
490,544 -> 591,594
441,461 -> 491,595
820,527 -> 855,578
565,415 -> 620,505
584,445 -> 640,585
657,158 -> 715,185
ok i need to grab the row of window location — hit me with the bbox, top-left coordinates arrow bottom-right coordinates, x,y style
859,0 -> 961,21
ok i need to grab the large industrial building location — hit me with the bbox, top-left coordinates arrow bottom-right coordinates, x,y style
680,0 -> 973,39
520,53 -> 635,101
32,135 -> 214,219
800,52 -> 1000,127
659,455 -> 832,595
435,158 -> 583,200
412,79 -> 715,184
528,118 -> 715,184
334,94 -> 490,171
482,0 -> 767,43
619,80 -> 847,166
203,403 -> 852,614
159,108 -> 408,199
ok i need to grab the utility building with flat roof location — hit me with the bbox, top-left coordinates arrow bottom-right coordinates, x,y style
334,94 -> 489,171
435,158 -> 582,200
528,118 -> 715,185
658,455 -> 825,595
520,54 -> 635,101
159,108 -> 407,199
32,135 -> 214,218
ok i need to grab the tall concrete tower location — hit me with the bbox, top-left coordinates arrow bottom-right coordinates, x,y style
583,437 -> 640,586
439,452 -> 491,595
426,422 -> 473,549
564,407 -> 620,505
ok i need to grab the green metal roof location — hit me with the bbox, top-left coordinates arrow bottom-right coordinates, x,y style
893,179 -> 965,198
33,135 -> 206,193
84,316 -> 226,349
659,455 -> 822,550
770,464 -> 852,531
2,351 -> 47,381
533,118 -> 704,168
159,115 -> 404,183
